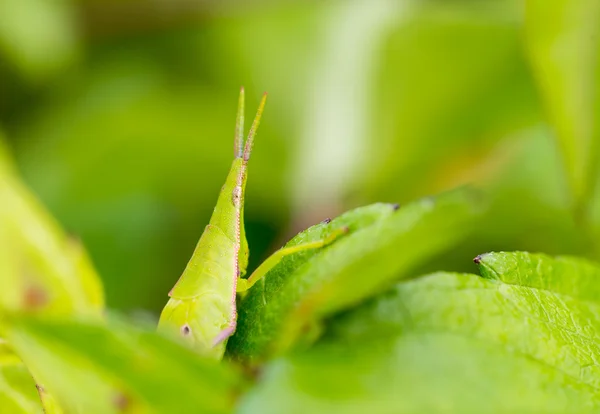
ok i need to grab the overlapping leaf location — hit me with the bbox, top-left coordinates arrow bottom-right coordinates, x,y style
228,188 -> 484,362
0,341 -> 42,414
238,252 -> 600,413
4,316 -> 245,414
0,147 -> 104,318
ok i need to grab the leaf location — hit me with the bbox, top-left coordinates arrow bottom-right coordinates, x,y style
0,0 -> 79,80
228,203 -> 397,359
363,2 -> 539,204
4,315 -> 245,414
0,340 -> 42,414
524,0 -> 600,208
476,251 -> 600,301
0,149 -> 104,318
228,187 -> 484,362
239,262 -> 600,413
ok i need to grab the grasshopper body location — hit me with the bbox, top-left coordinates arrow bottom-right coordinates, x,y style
159,89 -> 347,358
158,89 -> 263,358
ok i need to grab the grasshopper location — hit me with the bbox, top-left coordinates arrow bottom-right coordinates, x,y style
158,88 -> 347,358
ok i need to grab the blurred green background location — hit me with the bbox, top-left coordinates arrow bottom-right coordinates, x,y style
1,0 -> 599,313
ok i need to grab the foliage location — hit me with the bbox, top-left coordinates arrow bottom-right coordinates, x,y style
1,0 -> 600,413
241,255 -> 600,414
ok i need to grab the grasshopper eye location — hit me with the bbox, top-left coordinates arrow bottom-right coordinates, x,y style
232,186 -> 242,208
181,324 -> 191,337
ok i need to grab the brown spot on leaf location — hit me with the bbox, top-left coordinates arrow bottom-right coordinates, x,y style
23,286 -> 48,310
113,392 -> 131,412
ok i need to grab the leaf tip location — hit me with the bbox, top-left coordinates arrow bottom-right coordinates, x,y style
473,254 -> 488,265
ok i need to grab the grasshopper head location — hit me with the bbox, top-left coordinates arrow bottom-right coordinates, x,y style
157,297 -> 227,359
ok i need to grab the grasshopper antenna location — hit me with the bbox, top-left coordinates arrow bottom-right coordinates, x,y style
243,92 -> 267,161
234,87 -> 245,158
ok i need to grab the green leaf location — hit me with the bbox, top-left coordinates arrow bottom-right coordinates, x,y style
476,251 -> 600,301
228,187 -> 484,362
0,149 -> 104,318
0,0 -> 79,81
524,0 -> 600,208
0,340 -> 42,414
239,264 -> 600,413
4,316 -> 245,414
363,2 -> 539,203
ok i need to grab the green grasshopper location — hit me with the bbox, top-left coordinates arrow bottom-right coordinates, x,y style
158,88 -> 347,358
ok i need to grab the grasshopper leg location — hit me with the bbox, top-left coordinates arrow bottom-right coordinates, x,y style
236,226 -> 348,292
